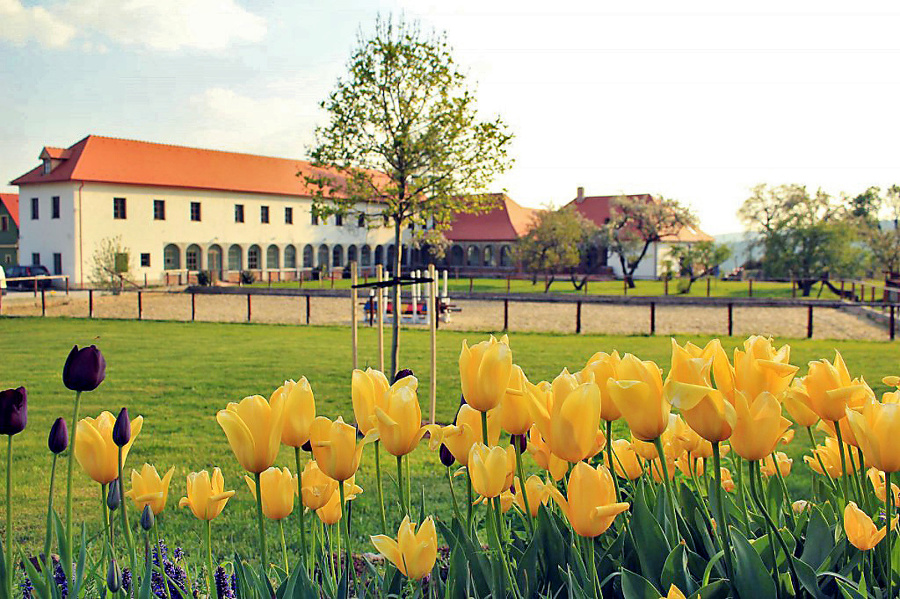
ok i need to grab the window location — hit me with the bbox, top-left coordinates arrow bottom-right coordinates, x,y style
153,200 -> 166,220
358,214 -> 365,228
190,202 -> 201,222
113,197 -> 127,220
284,207 -> 293,224
31,252 -> 40,265
52,196 -> 60,219
140,253 -> 151,267
42,160 -> 51,175
248,245 -> 261,269
31,198 -> 39,220
311,211 -> 319,226
53,253 -> 62,275
0,216 -> 7,231
335,214 -> 343,226
260,205 -> 270,224
234,204 -> 244,223
186,245 -> 201,270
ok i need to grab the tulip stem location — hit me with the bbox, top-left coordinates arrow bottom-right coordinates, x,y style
43,454 -> 58,562
5,435 -> 12,599
101,482 -> 111,549
374,442 -> 387,533
651,437 -> 677,532
712,443 -> 735,586
153,525 -> 173,599
338,482 -> 353,590
205,519 -> 214,594
605,421 -> 620,503
806,427 -> 838,494
117,447 -> 135,573
513,441 -> 533,534
733,458 -> 750,533
293,448 -> 308,563
396,455 -> 407,518
846,446 -> 866,507
446,467 -> 463,525
278,519 -> 289,574
749,461 -> 800,596
65,390 -> 82,585
833,421 -> 850,501
253,472 -> 268,573
887,471 -> 894,599
466,470 -> 474,534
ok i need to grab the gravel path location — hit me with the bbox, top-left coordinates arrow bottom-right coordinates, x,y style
1,290 -> 888,340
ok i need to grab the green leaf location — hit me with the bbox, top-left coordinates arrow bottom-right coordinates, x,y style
660,544 -> 695,596
792,556 -> 825,599
630,488 -> 671,588
731,527 -> 776,599
689,579 -> 730,599
620,568 -> 662,599
800,506 -> 834,571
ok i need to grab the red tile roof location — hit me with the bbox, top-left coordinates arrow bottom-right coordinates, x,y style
11,135 -> 354,198
0,194 -> 18,227
445,194 -> 539,242
566,193 -> 713,243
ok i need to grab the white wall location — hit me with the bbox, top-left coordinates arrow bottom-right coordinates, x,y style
607,242 -> 660,279
17,182 -> 77,281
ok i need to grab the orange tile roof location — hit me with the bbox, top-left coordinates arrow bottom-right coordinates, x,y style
445,194 -> 539,242
0,194 -> 18,227
11,135 -> 356,198
566,193 -> 713,243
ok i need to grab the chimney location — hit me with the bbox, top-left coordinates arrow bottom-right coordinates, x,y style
576,186 -> 584,203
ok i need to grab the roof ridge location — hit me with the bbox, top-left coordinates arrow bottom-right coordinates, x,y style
83,134 -> 312,164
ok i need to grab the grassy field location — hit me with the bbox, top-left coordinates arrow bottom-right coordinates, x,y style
1,316 -> 899,567
251,275 -> 881,300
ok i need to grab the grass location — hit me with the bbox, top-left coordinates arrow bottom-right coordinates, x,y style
0,316 -> 897,566
251,275 -> 880,301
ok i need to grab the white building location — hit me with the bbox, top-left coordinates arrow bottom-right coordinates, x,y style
11,136 -> 405,287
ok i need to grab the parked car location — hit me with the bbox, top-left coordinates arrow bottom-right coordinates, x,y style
6,265 -> 52,289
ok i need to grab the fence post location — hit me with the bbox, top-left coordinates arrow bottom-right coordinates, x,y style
66,277 -> 69,295
748,279 -> 753,297
706,277 -> 711,297
191,293 -> 196,321
791,278 -> 796,298
807,305 -> 814,339
33,277 -> 37,297
138,291 -> 142,320
306,295 -> 311,325
664,278 -> 668,296
891,305 -> 896,341
247,293 -> 251,322
727,303 -> 733,336
41,289 -> 46,317
861,284 -> 865,302
506,277 -> 510,293
623,278 -> 628,296
650,302 -> 656,335
575,300 -> 582,334
851,282 -> 856,300
584,279 -> 589,295
331,271 -> 335,289
503,298 -> 509,331
89,289 -> 94,318
872,287 -> 876,303
469,277 -> 473,293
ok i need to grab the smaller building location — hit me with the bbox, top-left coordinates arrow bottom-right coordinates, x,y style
443,194 -> 539,270
0,194 -> 18,266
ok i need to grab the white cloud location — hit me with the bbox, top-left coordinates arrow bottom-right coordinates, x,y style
0,0 -> 266,51
0,0 -> 76,47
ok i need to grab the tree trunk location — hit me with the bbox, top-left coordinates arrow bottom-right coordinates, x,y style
543,275 -> 555,292
798,279 -> 816,297
390,218 -> 402,378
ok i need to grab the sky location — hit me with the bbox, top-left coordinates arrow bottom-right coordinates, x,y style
2,0 -> 900,235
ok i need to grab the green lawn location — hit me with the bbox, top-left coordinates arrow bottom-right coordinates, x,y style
251,275 -> 879,300
1,317 -> 898,567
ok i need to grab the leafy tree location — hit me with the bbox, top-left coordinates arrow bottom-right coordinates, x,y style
863,185 -> 900,274
89,235 -> 131,294
738,184 -> 863,295
513,207 -> 598,292
601,195 -> 698,288
308,16 -> 513,376
667,241 -> 732,294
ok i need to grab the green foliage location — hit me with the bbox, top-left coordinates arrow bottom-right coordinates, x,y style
513,206 -> 598,290
89,235 -> 131,294
667,241 -> 732,294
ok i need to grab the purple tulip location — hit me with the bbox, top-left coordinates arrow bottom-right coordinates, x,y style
62,345 -> 106,392
392,368 -> 414,383
112,408 -> 130,447
510,433 -> 527,453
439,444 -> 455,467
48,417 -> 68,454
0,387 -> 27,436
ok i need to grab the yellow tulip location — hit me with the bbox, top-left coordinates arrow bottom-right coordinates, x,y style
666,340 -> 735,443
867,468 -> 900,505
468,443 -> 515,498
802,352 -> 872,423
459,336 -> 513,412
309,416 -> 377,481
527,426 -> 569,481
125,464 -> 175,515
844,501 -> 894,550
608,354 -> 669,441
500,365 -> 533,435
581,351 -> 622,422
792,500 -> 810,514
178,468 -> 235,521
604,439 -> 643,480
675,454 -> 703,478
527,369 -> 602,463
513,475 -> 552,517
729,335 -> 798,402
783,381 -> 820,428
780,429 -> 795,445
804,436 -> 855,478
630,414 -> 686,461
816,384 -> 875,448
720,467 -> 735,492
315,478 -> 363,525
474,490 -> 515,513
351,368 -> 390,434
244,466 -> 295,520
549,462 -> 629,537
370,516 -> 438,580
680,424 -> 714,459
760,452 -> 792,478
649,457 -> 676,483
847,398 -> 900,473
74,411 -> 144,484
300,460 -> 338,511
440,404 -> 501,466
277,378 -> 316,448
217,394 -> 286,474
375,376 -> 441,457
662,585 -> 687,599
730,391 -> 792,462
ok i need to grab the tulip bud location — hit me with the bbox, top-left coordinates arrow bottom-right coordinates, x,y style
62,345 -> 106,392
106,559 -> 122,593
510,433 -> 527,453
439,444 -> 455,467
112,408 -> 131,447
107,479 -> 121,512
48,417 -> 68,454
393,368 -> 415,383
301,440 -> 312,452
140,504 -> 155,531
0,387 -> 27,436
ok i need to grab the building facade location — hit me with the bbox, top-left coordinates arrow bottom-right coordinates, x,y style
0,194 -> 18,266
11,136 -> 406,287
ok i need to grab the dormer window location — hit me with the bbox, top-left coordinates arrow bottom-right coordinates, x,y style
42,159 -> 51,175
